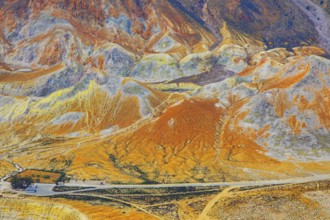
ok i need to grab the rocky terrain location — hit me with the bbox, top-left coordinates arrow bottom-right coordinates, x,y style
0,0 -> 329,183
0,197 -> 87,219
208,180 -> 330,220
0,0 -> 330,219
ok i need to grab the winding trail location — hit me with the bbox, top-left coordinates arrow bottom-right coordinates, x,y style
72,193 -> 163,220
197,186 -> 237,220
1,174 -> 329,219
0,159 -> 24,182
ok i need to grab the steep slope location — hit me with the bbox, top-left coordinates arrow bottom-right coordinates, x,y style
0,75 -> 175,144
292,0 -> 330,52
0,0 -> 329,184
0,0 -> 216,67
5,49 -> 330,183
175,0 -> 328,51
